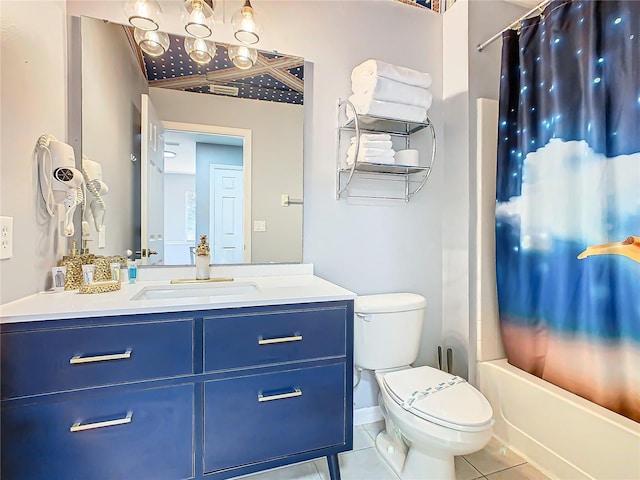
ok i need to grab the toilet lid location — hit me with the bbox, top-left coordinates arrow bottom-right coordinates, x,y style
383,366 -> 493,432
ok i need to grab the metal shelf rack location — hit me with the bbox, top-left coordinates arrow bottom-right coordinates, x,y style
336,99 -> 436,202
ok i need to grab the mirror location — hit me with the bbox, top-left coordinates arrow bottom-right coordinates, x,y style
77,16 -> 304,266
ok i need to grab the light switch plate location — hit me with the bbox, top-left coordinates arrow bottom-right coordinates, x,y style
0,216 -> 14,260
253,220 -> 266,232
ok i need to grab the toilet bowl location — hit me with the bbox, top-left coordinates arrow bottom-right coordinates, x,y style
354,293 -> 494,480
374,367 -> 493,479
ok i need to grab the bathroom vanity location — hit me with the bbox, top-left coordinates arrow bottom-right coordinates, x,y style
0,271 -> 355,480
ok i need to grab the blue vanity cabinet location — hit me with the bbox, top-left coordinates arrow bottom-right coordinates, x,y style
203,306 -> 347,371
1,319 -> 194,399
201,301 -> 354,480
0,316 -> 197,480
0,299 -> 354,480
203,363 -> 346,473
1,384 -> 195,480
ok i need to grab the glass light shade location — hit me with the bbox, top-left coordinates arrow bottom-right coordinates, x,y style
134,28 -> 170,57
231,1 -> 263,44
182,0 -> 215,39
185,37 -> 216,65
228,45 -> 258,70
124,0 -> 162,31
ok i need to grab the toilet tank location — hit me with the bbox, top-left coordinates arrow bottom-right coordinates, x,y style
354,293 -> 427,371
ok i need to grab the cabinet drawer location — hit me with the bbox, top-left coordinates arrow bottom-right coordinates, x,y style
203,363 -> 346,472
204,306 -> 346,371
1,384 -> 194,480
1,320 -> 193,398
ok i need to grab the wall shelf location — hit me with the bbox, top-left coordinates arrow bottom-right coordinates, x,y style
336,99 -> 436,202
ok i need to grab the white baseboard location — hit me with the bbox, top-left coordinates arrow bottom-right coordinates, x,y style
353,406 -> 383,426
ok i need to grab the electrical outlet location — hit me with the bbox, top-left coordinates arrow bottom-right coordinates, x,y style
253,220 -> 266,232
0,216 -> 14,260
281,194 -> 290,207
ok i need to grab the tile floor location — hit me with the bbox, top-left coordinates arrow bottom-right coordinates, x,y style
234,421 -> 551,480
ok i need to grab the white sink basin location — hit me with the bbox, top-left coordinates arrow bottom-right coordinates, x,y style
131,281 -> 259,301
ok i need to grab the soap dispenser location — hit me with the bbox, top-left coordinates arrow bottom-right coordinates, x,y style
62,240 -> 80,262
78,239 -> 96,264
195,235 -> 211,280
58,240 -> 83,290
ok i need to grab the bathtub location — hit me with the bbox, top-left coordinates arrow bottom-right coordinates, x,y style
478,359 -> 640,480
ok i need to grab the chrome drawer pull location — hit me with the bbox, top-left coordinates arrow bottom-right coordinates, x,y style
69,349 -> 132,365
70,411 -> 133,432
258,335 -> 302,345
258,389 -> 302,402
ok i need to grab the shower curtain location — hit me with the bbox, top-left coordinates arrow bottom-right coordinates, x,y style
495,0 -> 640,422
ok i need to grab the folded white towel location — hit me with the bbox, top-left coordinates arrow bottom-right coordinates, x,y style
348,94 -> 427,123
349,137 -> 393,149
347,144 -> 395,159
351,59 -> 432,89
352,76 -> 433,109
353,133 -> 392,142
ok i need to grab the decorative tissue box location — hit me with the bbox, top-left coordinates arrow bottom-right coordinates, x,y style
79,280 -> 121,294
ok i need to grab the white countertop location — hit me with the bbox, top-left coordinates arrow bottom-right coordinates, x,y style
0,270 -> 356,324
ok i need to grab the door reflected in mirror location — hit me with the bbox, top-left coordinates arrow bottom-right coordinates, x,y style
77,16 -> 304,266
162,126 -> 251,266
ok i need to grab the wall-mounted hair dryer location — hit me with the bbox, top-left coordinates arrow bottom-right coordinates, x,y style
34,134 -> 85,237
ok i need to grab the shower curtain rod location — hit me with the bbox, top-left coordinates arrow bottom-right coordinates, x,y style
476,0 -> 552,52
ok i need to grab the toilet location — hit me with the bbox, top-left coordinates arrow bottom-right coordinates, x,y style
354,293 -> 494,480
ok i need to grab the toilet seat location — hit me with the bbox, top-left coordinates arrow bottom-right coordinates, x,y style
382,366 -> 493,432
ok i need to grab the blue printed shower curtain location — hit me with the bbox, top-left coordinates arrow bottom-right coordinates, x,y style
496,0 -> 639,422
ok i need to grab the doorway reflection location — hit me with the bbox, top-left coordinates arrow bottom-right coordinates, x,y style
163,129 -> 247,265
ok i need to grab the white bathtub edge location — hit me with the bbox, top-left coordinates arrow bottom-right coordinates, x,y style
478,359 -> 640,480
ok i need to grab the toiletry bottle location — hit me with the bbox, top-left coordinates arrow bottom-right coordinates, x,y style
110,262 -> 121,282
127,260 -> 138,284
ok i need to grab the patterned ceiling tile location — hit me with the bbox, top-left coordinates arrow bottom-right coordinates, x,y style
126,27 -> 304,105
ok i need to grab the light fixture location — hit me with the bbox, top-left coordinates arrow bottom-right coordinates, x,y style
231,0 -> 263,44
134,28 -> 170,56
228,44 -> 258,70
182,0 -> 215,39
124,0 -> 162,31
163,151 -> 177,159
184,37 -> 217,65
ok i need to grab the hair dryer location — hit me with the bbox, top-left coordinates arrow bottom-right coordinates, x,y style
82,156 -> 108,235
34,134 -> 85,237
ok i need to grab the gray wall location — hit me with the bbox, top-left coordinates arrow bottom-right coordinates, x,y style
81,16 -> 149,258
441,0 -> 528,382
0,1 -> 68,303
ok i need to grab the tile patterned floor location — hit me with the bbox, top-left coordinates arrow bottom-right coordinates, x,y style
233,421 -> 551,480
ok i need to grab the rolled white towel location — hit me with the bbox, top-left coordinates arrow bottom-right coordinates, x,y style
348,94 -> 427,123
351,59 -> 432,89
352,76 -> 433,109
